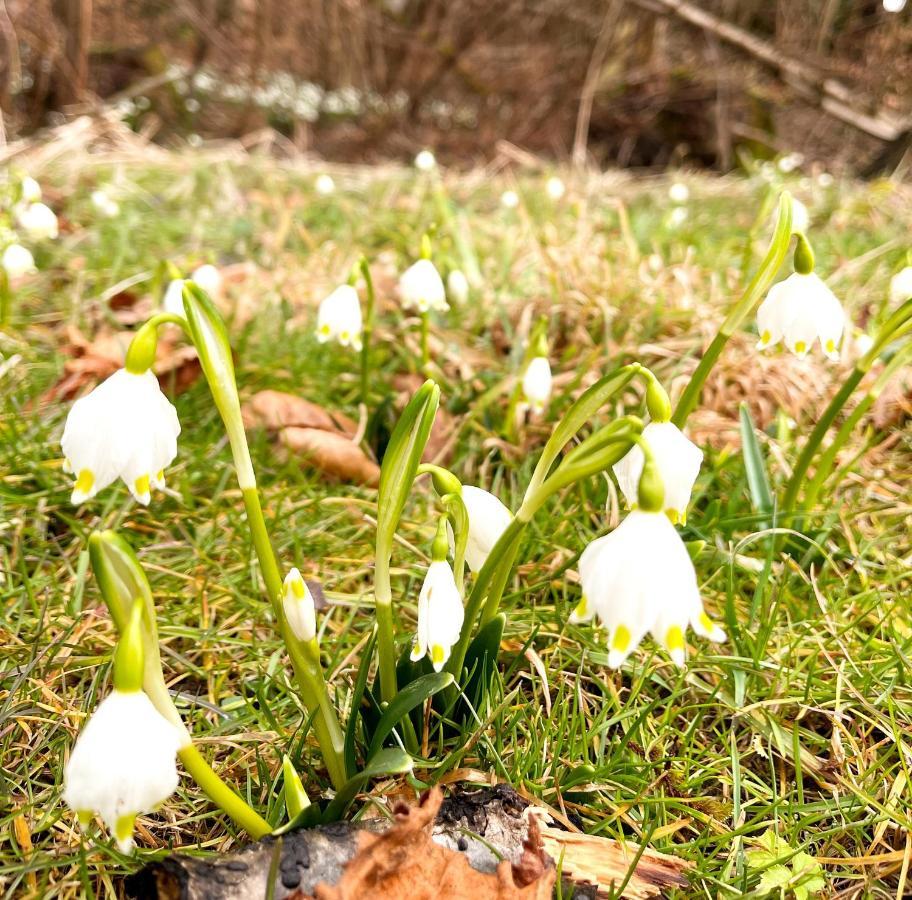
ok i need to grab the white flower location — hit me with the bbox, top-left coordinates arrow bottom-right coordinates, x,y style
668,182 -> 689,204
757,271 -> 845,360
61,368 -> 181,505
91,190 -> 120,218
410,560 -> 464,671
63,689 -> 183,852
816,172 -> 834,188
17,202 -> 58,240
500,189 -> 519,209
449,486 -> 512,573
791,198 -> 809,233
884,0 -> 906,13
612,421 -> 703,524
399,259 -> 447,313
21,176 -> 42,203
446,269 -> 469,305
315,174 -> 336,195
668,206 -> 688,228
522,356 -> 552,413
2,243 -> 36,278
415,150 -> 436,171
777,153 -> 803,174
889,266 -> 912,307
191,264 -> 222,298
162,279 -> 185,316
316,284 -> 363,350
283,568 -> 316,642
570,509 -> 725,668
546,176 -> 566,201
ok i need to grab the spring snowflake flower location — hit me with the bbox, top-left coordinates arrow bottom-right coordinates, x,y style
500,189 -> 519,209
449,486 -> 512,573
21,176 -> 42,203
668,182 -> 689,204
316,284 -> 363,350
162,279 -> 185,316
571,509 -> 725,668
778,153 -> 803,174
2,243 -> 36,278
522,356 -> 552,414
191,264 -> 222,298
410,559 -> 464,671
63,689 -> 182,852
613,422 -> 703,524
315,174 -> 336,195
91,190 -> 120,218
889,266 -> 912,307
17,202 -> 58,240
415,150 -> 437,171
61,368 -> 181,505
884,0 -> 906,12
399,259 -> 447,313
668,206 -> 688,228
757,272 -> 845,360
546,176 -> 566,201
283,568 -> 317,642
446,269 -> 469,305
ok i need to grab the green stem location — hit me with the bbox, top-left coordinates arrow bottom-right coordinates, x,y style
0,270 -> 11,327
672,192 -> 794,429
178,745 -> 272,838
420,312 -> 430,370
374,555 -> 399,703
359,257 -> 375,406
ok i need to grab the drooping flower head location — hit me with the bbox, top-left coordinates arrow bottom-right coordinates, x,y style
17,202 -> 58,240
447,269 -> 470,305
522,356 -> 552,414
501,189 -> 519,209
283,568 -> 317,642
756,271 -> 845,360
448,485 -> 512,573
191,264 -> 222,298
668,182 -> 689,204
2,243 -> 36,278
91,190 -> 120,218
162,279 -> 185,316
315,174 -> 336,195
61,368 -> 181,505
890,266 -> 912,308
20,176 -> 42,204
415,150 -> 437,171
316,284 -> 363,350
399,259 -> 447,313
546,176 -> 566,201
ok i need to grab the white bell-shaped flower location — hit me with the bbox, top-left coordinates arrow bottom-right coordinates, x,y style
756,271 -> 845,360
315,174 -> 336,195
316,284 -> 363,350
571,509 -> 725,668
399,259 -> 447,313
191,264 -> 222,298
2,243 -> 36,278
162,279 -> 185,316
17,202 -> 59,240
613,421 -> 703,525
889,266 -> 912,307
447,269 -> 470,305
21,176 -> 42,203
546,176 -> 566,201
522,356 -> 552,414
91,190 -> 120,218
63,689 -> 182,852
61,368 -> 181,505
449,486 -> 512,573
414,150 -> 436,171
283,568 -> 317,642
500,189 -> 519,209
410,560 -> 464,671
668,182 -> 689,204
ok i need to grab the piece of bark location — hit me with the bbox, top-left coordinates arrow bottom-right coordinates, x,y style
242,390 -> 357,437
127,784 -> 690,900
279,426 -> 380,486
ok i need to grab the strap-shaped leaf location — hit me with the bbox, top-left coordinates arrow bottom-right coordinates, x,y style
343,627 -> 378,775
739,403 -> 773,522
320,749 -> 414,824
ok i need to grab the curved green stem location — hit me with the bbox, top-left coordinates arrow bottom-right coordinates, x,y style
673,192 -> 794,428
420,312 -> 430,370
358,257 -> 375,406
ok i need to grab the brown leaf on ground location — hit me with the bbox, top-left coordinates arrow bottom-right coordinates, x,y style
41,326 -> 200,403
242,389 -> 357,436
871,366 -> 912,429
304,788 -> 554,900
280,426 -> 380,485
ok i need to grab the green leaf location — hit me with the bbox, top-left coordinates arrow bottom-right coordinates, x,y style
281,756 -> 310,820
757,865 -> 792,894
320,749 -> 414,823
746,829 -> 790,869
343,628 -> 378,775
739,403 -> 773,522
366,671 -> 454,760
455,613 -> 505,724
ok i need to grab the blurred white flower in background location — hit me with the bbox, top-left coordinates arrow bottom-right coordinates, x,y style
668,182 -> 689,204
399,259 -> 447,313
20,176 -> 42,203
889,266 -> 912,307
162,279 -> 186,316
791,198 -> 810,233
522,356 -> 552,414
546,176 -> 566,201
816,172 -> 834,188
778,153 -> 804,173
17,202 -> 59,241
668,206 -> 688,228
500,189 -> 519,209
883,0 -> 906,12
191,263 -> 222,298
415,150 -> 437,171
446,269 -> 469,305
91,190 -> 120,218
315,174 -> 335,195
2,243 -> 36,278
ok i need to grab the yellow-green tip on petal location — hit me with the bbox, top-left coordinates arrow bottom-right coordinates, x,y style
72,469 -> 95,504
431,644 -> 446,667
114,813 -> 137,853
666,625 -> 686,666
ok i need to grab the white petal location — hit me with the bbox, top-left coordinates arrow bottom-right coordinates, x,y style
399,260 -> 446,312
415,560 -> 463,671
456,486 -> 512,573
522,357 -> 552,408
162,280 -> 186,316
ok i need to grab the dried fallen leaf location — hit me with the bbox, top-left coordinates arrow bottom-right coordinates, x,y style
871,366 -> 912,429
242,389 -> 357,436
280,426 -> 380,486
306,788 -> 554,900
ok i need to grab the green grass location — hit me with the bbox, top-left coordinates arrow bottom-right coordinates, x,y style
1,151 -> 911,898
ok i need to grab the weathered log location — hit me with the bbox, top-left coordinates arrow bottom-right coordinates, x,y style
127,785 -> 691,900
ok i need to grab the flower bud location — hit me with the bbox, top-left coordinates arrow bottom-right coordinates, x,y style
283,568 -> 317,643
